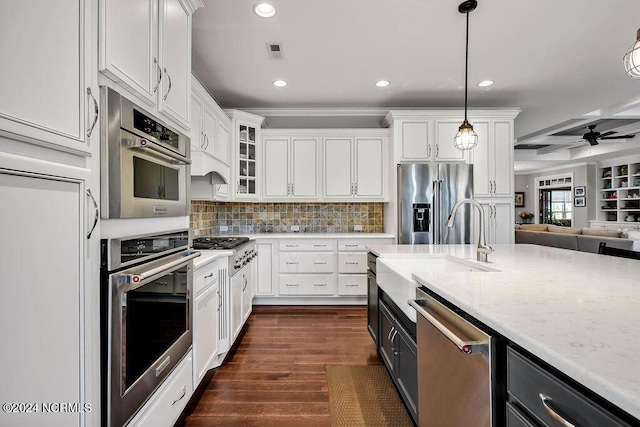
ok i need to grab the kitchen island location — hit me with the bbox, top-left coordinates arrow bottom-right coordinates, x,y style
368,243 -> 640,423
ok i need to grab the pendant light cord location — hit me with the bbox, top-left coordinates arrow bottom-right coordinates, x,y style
464,10 -> 469,122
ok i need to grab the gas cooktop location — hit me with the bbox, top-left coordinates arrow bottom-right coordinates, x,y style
193,236 -> 250,250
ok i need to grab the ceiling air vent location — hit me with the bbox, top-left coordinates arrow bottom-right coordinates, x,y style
266,42 -> 283,60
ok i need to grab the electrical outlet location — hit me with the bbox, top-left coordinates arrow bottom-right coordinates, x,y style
291,225 -> 300,232
354,224 -> 363,231
193,228 -> 200,237
219,225 -> 229,232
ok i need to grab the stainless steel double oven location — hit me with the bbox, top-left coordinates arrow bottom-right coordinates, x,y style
101,230 -> 199,427
100,87 -> 190,219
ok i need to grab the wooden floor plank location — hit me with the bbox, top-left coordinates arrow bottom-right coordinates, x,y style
182,305 -> 381,426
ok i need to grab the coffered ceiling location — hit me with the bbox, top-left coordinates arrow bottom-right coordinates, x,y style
192,0 -> 640,170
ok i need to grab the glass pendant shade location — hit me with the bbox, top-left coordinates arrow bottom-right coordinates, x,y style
454,120 -> 478,150
623,29 -> 640,79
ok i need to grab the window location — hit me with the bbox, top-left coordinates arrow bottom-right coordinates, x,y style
540,188 -> 572,226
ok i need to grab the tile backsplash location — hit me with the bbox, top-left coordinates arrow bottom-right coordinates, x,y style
191,201 -> 384,236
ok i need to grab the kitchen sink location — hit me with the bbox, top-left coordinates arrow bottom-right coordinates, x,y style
380,255 -> 498,275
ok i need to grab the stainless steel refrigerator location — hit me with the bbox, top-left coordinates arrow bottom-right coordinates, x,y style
398,163 -> 473,244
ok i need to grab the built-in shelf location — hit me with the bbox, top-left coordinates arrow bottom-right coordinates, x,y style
598,162 -> 640,222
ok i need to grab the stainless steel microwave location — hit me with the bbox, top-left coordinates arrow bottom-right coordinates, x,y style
100,87 -> 191,219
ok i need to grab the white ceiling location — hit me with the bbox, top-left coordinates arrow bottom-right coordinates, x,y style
192,0 -> 640,171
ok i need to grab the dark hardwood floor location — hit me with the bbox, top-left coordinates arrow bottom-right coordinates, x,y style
183,305 -> 381,426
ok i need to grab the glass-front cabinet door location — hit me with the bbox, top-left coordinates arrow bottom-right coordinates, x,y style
238,124 -> 257,196
226,110 -> 264,200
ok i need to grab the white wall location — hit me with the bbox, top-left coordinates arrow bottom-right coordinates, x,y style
515,164 -> 596,228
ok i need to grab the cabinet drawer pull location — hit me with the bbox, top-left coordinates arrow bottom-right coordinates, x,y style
345,244 -> 359,248
286,244 -> 298,248
313,244 -> 327,247
204,273 -> 214,279
285,261 -> 299,265
538,394 -> 576,427
313,261 -> 327,265
172,386 -> 187,405
345,261 -> 359,265
286,284 -> 299,287
313,283 -> 327,287
346,284 -> 359,287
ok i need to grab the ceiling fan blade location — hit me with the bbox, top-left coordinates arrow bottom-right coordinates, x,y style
587,139 -> 599,146
598,131 -> 617,138
600,134 -> 636,140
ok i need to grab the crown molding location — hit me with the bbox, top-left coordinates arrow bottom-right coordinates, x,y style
240,108 -> 391,117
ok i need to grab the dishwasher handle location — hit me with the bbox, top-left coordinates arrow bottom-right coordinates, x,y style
409,299 -> 489,355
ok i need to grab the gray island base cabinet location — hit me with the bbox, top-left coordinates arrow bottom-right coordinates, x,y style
507,347 -> 635,427
378,299 -> 418,424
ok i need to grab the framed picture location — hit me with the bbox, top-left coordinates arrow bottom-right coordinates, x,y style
515,192 -> 525,208
574,186 -> 586,197
574,197 -> 586,207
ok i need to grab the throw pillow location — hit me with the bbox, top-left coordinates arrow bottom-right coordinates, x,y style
580,228 -> 622,238
548,225 -> 582,234
520,224 -> 548,231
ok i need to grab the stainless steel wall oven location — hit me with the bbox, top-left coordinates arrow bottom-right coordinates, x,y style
100,87 -> 190,219
101,230 -> 198,427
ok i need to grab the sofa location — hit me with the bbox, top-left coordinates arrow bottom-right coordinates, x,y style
514,224 -> 640,253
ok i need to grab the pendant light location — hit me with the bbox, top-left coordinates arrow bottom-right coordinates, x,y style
623,29 -> 640,79
454,0 -> 479,150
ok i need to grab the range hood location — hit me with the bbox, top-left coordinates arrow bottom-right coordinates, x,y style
191,150 -> 230,184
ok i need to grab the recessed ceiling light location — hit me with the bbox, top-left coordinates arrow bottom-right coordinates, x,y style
254,3 -> 276,17
478,80 -> 494,87
273,80 -> 287,87
376,80 -> 390,87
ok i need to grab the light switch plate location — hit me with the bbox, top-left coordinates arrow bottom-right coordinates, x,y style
291,225 -> 300,232
219,225 -> 229,232
354,224 -> 363,231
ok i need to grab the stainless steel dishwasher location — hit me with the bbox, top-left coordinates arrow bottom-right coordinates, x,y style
409,287 -> 492,427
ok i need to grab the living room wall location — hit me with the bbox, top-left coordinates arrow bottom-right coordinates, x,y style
515,164 -> 597,228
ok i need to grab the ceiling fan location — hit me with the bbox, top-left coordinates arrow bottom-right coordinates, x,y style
581,124 -> 636,146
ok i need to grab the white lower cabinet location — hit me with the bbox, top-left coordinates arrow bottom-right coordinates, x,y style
476,200 -> 514,245
256,242 -> 274,295
231,267 -> 244,340
0,154 -> 93,427
280,275 -> 335,295
193,282 -> 218,387
338,275 -> 368,295
254,236 -> 393,302
131,352 -> 193,427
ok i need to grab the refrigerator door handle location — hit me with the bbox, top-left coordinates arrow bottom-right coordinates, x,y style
433,179 -> 444,244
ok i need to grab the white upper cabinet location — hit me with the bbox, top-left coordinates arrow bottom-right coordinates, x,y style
385,113 -> 469,163
471,118 -> 515,199
434,120 -> 468,162
0,0 -> 95,154
355,138 -> 385,198
226,110 -> 264,201
190,76 -> 232,201
100,0 -> 201,130
323,134 -> 388,201
324,138 -> 353,198
157,0 -> 191,127
263,134 -> 319,200
263,138 -> 290,198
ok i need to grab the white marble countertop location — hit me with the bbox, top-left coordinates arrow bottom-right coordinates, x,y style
193,250 -> 233,269
370,243 -> 640,420
247,232 -> 395,239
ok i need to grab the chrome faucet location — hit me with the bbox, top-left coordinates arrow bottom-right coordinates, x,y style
446,198 -> 493,262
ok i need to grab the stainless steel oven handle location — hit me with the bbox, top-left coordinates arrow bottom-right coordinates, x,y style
409,299 -> 488,355
117,252 -> 200,292
124,138 -> 192,165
